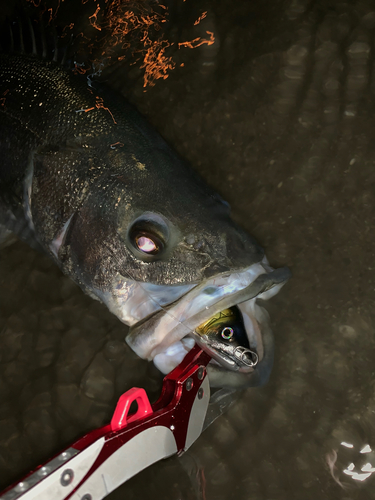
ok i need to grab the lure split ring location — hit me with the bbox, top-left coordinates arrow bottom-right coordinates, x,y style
234,346 -> 259,367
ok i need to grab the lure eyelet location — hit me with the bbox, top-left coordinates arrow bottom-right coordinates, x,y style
234,346 -> 259,367
221,326 -> 234,340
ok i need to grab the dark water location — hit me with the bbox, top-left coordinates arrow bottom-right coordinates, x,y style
1,0 -> 375,498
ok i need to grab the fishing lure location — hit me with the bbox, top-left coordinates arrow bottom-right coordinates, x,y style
194,306 -> 259,372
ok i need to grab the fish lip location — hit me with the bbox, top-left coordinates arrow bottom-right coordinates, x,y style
92,279 -> 196,327
126,262 -> 291,380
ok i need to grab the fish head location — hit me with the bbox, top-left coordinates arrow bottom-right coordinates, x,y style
30,111 -> 290,389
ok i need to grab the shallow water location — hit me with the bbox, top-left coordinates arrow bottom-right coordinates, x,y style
1,0 -> 375,498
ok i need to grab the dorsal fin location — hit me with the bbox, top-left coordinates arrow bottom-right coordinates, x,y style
27,17 -> 37,55
0,11 -> 74,69
8,21 -> 14,52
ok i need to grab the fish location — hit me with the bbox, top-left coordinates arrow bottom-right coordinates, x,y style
0,18 -> 291,388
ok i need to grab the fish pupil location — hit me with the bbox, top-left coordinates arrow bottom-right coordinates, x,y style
136,235 -> 157,253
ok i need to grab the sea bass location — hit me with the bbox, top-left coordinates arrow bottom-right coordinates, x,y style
0,30 -> 290,388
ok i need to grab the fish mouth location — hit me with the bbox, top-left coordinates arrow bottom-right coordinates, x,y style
126,258 -> 291,388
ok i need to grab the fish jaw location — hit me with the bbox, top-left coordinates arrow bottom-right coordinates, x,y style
92,279 -> 196,326
126,258 -> 291,388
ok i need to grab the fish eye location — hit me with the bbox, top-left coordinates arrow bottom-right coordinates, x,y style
127,213 -> 170,260
221,326 -> 234,340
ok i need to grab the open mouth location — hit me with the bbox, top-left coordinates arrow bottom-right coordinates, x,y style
126,258 -> 291,388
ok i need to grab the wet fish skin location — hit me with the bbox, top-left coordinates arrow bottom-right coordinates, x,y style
0,52 -> 264,295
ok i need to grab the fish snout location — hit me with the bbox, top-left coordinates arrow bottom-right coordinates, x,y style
225,227 -> 264,267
